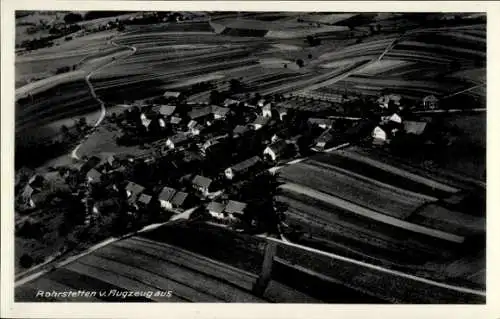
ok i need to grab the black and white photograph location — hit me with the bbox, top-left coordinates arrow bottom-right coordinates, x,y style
1,1 -> 497,317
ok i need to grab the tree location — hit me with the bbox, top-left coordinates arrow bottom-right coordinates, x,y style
296,59 -> 304,68
19,254 -> 34,269
307,53 -> 313,59
63,12 -> 83,24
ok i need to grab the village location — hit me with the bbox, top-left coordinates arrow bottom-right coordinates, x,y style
15,76 -> 449,272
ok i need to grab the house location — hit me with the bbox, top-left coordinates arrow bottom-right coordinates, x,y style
141,118 -> 152,130
207,201 -> 226,219
314,129 -> 335,151
262,104 -> 272,118
125,181 -> 145,201
225,156 -> 262,180
170,116 -> 183,126
308,118 -> 334,129
224,98 -> 240,107
372,126 -> 387,145
158,186 -> 177,209
382,113 -> 402,124
188,106 -> 213,124
251,116 -> 270,130
192,175 -> 213,196
137,193 -> 152,209
158,105 -> 176,117
404,121 -> 427,135
164,91 -> 181,99
86,168 -> 102,184
276,107 -> 288,121
166,133 -> 189,149
423,95 -> 438,109
377,94 -> 402,108
233,125 -> 249,137
224,200 -> 247,219
212,105 -> 230,120
171,191 -> 189,209
264,140 -> 289,161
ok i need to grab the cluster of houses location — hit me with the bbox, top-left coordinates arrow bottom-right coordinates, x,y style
206,200 -> 248,224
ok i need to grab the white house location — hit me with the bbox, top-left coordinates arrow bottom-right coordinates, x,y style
372,126 -> 387,144
158,186 -> 176,209
263,140 -> 288,162
207,201 -> 226,219
262,104 -> 272,118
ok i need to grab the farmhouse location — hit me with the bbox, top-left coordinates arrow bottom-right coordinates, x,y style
262,104 -> 272,118
225,156 -> 262,180
164,91 -> 181,99
192,175 -> 213,196
207,201 -> 226,219
308,118 -> 334,129
224,200 -> 247,219
166,133 -> 190,149
125,181 -> 145,201
251,116 -> 270,130
86,168 -> 102,184
158,186 -> 177,209
158,105 -> 176,117
264,140 -> 289,162
423,95 -> 438,109
212,105 -> 231,120
404,121 -> 428,135
233,125 -> 250,137
314,129 -> 335,151
188,106 -> 213,124
372,126 -> 387,144
171,191 -> 190,209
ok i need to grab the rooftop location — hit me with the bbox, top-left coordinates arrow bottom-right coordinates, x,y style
207,201 -> 225,214
159,105 -> 176,116
230,156 -> 262,173
126,181 -> 145,196
252,116 -> 270,126
192,175 -> 212,188
224,200 -> 247,215
188,106 -> 212,119
138,193 -> 152,205
159,186 -> 177,202
171,191 -> 188,207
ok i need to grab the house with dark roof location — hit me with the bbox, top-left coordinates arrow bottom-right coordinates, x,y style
166,133 -> 190,149
224,200 -> 247,219
251,116 -> 270,130
86,168 -> 102,184
158,105 -> 176,117
212,105 -> 231,120
404,121 -> 427,135
224,156 -> 262,180
207,201 -> 226,219
314,129 -> 335,151
188,106 -> 213,124
164,91 -> 181,99
263,140 -> 289,162
233,125 -> 250,138
308,118 -> 334,129
171,191 -> 190,209
125,181 -> 145,202
158,186 -> 177,209
192,175 -> 213,196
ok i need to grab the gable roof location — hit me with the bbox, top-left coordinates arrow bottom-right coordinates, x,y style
266,140 -> 288,154
171,191 -> 188,206
252,116 -> 270,126
207,201 -> 225,214
126,181 -> 145,196
158,186 -> 176,202
404,121 -> 427,135
188,106 -> 212,119
224,200 -> 247,215
192,175 -> 212,188
138,193 -> 152,205
164,91 -> 181,98
168,133 -> 189,145
233,125 -> 249,135
159,105 -> 176,116
230,156 -> 261,173
86,168 -> 102,181
170,116 -> 182,124
212,105 -> 230,117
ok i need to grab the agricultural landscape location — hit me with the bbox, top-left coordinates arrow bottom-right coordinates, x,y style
14,11 -> 486,304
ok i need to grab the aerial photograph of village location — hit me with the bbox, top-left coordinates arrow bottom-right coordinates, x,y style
13,11 -> 486,303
